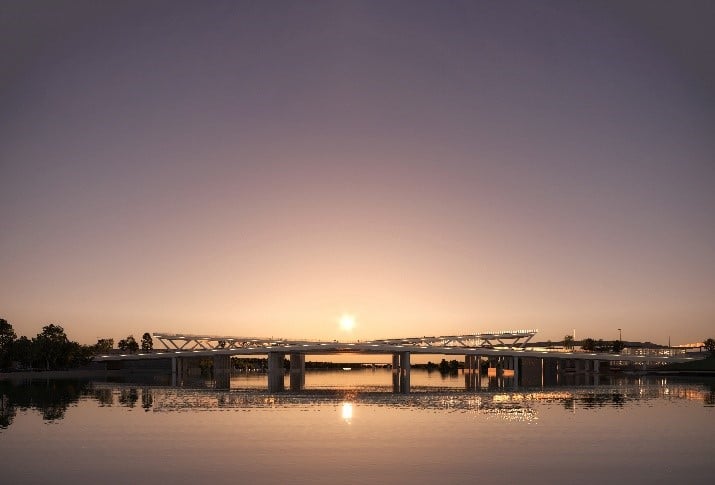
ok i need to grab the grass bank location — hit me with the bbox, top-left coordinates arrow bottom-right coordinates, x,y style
653,355 -> 715,374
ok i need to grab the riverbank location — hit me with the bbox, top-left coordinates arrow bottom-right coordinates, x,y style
651,356 -> 715,375
0,368 -> 120,380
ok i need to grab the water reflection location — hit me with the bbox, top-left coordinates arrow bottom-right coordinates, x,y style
1,373 -> 713,432
0,379 -> 89,427
341,402 -> 353,423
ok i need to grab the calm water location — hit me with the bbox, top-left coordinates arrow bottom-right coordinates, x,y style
1,369 -> 713,484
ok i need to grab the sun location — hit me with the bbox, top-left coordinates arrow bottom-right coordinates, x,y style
339,313 -> 356,332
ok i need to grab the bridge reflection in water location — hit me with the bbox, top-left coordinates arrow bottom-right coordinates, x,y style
94,331 -> 703,393
83,378 -> 715,418
2,375 -> 713,431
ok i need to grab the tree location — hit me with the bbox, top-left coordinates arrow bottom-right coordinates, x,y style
33,324 -> 69,370
581,338 -> 596,351
563,335 -> 574,350
0,319 -> 17,368
141,333 -> 153,351
595,339 -> 610,352
0,319 -> 16,351
118,335 -> 139,352
65,341 -> 94,367
9,336 -> 33,369
93,338 -> 114,353
704,338 -> 715,354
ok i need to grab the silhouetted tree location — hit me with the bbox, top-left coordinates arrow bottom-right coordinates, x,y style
141,333 -> 153,351
66,342 -> 94,367
595,339 -> 610,352
704,338 -> 715,354
0,319 -> 17,368
118,335 -> 139,352
33,324 -> 69,370
437,358 -> 459,374
581,338 -> 596,351
612,340 -> 625,353
563,335 -> 574,350
9,336 -> 33,369
93,338 -> 114,353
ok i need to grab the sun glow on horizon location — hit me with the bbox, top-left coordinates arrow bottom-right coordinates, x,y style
339,313 -> 356,332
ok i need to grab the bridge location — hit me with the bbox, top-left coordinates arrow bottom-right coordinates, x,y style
94,330 -> 703,393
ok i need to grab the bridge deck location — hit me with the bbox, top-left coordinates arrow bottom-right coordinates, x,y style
96,338 -> 701,364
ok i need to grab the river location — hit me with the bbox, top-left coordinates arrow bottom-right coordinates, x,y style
1,369 -> 712,484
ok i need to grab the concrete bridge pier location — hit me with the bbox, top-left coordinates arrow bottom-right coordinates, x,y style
510,356 -> 520,388
485,356 -> 497,381
213,354 -> 231,390
171,356 -> 184,387
465,354 -> 480,390
392,352 -> 411,393
267,352 -> 286,392
543,358 -> 559,386
289,353 -> 305,391
392,354 -> 400,390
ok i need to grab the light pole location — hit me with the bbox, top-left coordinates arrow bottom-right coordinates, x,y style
618,328 -> 622,342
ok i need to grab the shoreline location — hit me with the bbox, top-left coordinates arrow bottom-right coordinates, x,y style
0,369 -> 120,380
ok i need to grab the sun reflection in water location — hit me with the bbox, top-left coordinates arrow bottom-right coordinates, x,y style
341,402 -> 353,423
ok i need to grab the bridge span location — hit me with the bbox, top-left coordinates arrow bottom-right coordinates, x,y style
94,330 -> 703,393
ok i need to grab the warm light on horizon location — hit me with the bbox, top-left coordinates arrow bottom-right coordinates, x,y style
339,314 -> 357,333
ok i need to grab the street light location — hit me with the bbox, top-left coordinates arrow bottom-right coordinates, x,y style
618,328 -> 622,341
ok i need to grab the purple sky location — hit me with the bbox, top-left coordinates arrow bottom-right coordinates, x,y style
1,0 -> 714,345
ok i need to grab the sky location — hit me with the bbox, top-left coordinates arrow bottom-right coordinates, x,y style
1,0 -> 714,346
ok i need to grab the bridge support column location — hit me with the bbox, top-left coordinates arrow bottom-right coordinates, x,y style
289,353 -> 305,391
171,356 -> 184,387
400,351 -> 410,393
511,356 -> 520,387
392,354 -> 400,391
593,359 -> 600,373
486,357 -> 496,380
392,352 -> 411,393
477,355 -> 483,388
466,354 -> 482,390
213,354 -> 231,390
543,358 -> 559,386
267,352 -> 285,392
465,354 -> 476,390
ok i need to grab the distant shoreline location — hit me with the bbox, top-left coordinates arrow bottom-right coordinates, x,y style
0,369 -> 118,380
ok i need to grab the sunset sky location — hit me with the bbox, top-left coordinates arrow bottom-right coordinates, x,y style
1,1 -> 714,346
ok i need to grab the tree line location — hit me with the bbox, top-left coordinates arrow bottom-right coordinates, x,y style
0,318 -> 155,371
561,335 -> 714,354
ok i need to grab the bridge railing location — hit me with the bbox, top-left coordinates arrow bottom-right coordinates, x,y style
151,330 -> 539,351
